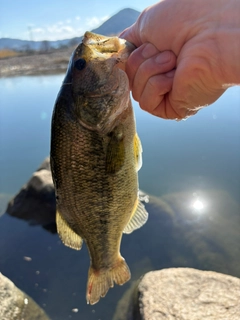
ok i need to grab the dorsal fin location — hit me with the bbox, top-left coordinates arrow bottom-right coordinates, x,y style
123,199 -> 148,234
56,210 -> 83,250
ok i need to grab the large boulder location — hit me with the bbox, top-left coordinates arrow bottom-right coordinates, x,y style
0,273 -> 50,320
114,268 -> 240,320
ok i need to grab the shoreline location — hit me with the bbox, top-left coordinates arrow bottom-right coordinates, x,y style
0,48 -> 74,78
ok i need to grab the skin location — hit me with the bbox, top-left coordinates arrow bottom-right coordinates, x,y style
120,0 -> 240,120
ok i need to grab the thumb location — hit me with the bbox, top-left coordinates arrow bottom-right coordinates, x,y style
119,23 -> 142,47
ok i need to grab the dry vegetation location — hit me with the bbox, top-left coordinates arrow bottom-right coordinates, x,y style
0,49 -> 21,59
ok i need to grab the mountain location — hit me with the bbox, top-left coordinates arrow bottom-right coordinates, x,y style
0,8 -> 140,52
92,8 -> 139,35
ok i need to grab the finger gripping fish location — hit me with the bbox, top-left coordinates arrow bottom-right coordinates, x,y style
50,31 -> 148,305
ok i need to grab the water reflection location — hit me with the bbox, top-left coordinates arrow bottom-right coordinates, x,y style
192,198 -> 204,211
189,193 -> 207,216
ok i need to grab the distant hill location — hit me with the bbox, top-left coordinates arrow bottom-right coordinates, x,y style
92,8 -> 139,35
0,38 -> 70,51
0,8 -> 140,52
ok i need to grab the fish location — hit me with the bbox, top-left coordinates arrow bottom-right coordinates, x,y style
50,31 -> 148,305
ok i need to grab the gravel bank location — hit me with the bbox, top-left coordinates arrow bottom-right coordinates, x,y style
0,48 -> 74,78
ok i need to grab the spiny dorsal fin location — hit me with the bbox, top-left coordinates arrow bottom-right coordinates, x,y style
134,133 -> 142,171
105,131 -> 125,174
56,210 -> 83,250
123,199 -> 148,234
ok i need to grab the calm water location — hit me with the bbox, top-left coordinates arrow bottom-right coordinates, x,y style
0,75 -> 240,319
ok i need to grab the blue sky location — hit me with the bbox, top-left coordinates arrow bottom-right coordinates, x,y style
1,0 -> 156,41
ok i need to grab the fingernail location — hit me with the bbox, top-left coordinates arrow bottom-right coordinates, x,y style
141,43 -> 158,59
155,51 -> 171,64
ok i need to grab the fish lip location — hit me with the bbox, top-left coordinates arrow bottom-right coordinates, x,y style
82,31 -> 136,61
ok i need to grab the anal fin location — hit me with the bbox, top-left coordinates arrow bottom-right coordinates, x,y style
56,210 -> 83,250
123,198 -> 148,234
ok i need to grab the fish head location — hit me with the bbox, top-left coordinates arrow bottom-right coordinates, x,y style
64,32 -> 135,133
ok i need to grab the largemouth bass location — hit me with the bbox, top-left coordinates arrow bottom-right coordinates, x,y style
50,31 -> 148,305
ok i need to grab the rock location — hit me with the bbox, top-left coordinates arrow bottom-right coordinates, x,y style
115,268 -> 240,320
113,257 -> 154,320
113,280 -> 140,320
5,157 -> 56,233
36,157 -> 51,172
0,272 -> 50,320
0,193 -> 12,218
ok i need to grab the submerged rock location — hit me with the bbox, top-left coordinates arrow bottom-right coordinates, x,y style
0,272 -> 50,320
0,193 -> 12,218
114,268 -> 240,320
5,157 -> 56,233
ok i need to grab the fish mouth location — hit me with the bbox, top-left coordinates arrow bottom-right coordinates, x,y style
82,31 -> 136,63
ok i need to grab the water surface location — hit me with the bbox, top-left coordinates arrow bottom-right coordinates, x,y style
0,75 -> 239,319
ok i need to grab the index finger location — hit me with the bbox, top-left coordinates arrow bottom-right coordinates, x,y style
125,43 -> 159,89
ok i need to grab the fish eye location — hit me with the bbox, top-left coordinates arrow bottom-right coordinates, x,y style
74,58 -> 86,71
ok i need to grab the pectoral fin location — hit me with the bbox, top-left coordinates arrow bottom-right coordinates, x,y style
123,199 -> 148,234
56,210 -> 83,250
106,132 -> 125,174
134,133 -> 142,171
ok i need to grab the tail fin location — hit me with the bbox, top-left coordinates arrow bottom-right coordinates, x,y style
86,256 -> 131,305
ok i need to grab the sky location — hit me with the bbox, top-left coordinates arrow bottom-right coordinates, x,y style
1,0 -> 156,41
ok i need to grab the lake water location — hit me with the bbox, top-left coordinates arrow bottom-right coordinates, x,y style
0,75 -> 240,319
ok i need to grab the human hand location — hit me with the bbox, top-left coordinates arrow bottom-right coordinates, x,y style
120,0 -> 240,119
